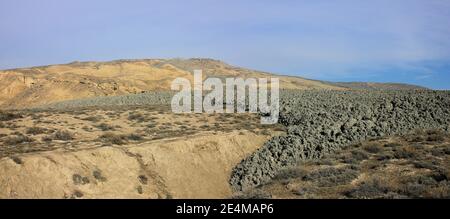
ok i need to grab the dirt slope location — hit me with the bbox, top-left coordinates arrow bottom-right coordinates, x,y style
0,58 -> 343,109
0,130 -> 273,199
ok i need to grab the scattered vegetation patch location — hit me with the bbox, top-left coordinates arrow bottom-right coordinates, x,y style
128,112 -> 145,122
362,142 -> 383,154
127,133 -> 143,141
4,134 -> 34,145
25,127 -> 47,135
81,115 -> 103,123
93,170 -> 107,182
137,186 -> 143,194
393,146 -> 418,159
10,156 -> 23,165
72,174 -> 90,185
53,130 -> 74,141
303,166 -> 359,187
0,111 -> 23,121
233,190 -> 272,199
72,190 -> 84,198
138,175 -> 148,185
344,179 -> 391,198
98,132 -> 127,145
95,123 -> 115,131
273,167 -> 307,182
41,135 -> 53,142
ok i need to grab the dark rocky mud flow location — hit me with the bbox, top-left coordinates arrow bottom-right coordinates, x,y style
230,90 -> 450,191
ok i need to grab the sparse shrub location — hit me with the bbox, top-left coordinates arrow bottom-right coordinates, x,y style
72,190 -> 83,198
430,170 -> 448,182
137,186 -> 143,194
362,159 -> 380,170
0,111 -> 23,121
426,134 -> 445,142
146,123 -> 156,128
11,131 -> 22,135
233,190 -> 272,199
260,129 -> 271,135
416,175 -> 438,186
401,183 -> 428,198
81,115 -> 103,122
200,124 -> 209,129
41,135 -> 53,142
98,132 -> 127,145
128,112 -> 145,122
412,160 -> 435,170
351,150 -> 370,161
341,155 -> 358,164
429,147 -> 445,157
25,126 -> 47,135
127,133 -> 143,141
426,129 -> 445,136
73,174 -> 90,185
341,150 -> 369,164
303,166 -> 359,187
408,130 -> 426,142
362,143 -> 383,154
409,135 -> 425,142
443,146 -> 450,155
82,126 -> 93,132
314,158 -> 335,166
30,114 -> 43,120
4,134 -> 34,145
95,123 -> 115,131
384,142 -> 402,147
374,152 -> 394,161
413,129 -> 426,136
273,167 -> 307,181
138,175 -> 148,185
393,146 -> 418,159
11,156 -> 23,164
93,170 -> 107,182
53,130 -> 73,141
344,179 -> 390,198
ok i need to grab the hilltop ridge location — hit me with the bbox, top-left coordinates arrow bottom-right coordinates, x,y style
0,58 -> 342,108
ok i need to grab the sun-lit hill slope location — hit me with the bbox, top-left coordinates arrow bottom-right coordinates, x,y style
0,58 -> 344,109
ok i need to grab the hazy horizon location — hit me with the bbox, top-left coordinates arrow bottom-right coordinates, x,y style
1,0 -> 449,89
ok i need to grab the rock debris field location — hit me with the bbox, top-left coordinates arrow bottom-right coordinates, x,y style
230,90 -> 450,191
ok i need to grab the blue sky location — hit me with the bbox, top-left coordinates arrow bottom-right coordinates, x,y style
1,0 -> 449,89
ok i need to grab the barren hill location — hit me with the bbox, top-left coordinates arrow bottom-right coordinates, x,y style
330,82 -> 428,90
0,58 -> 343,109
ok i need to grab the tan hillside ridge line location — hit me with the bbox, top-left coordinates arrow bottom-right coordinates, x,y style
0,58 -> 345,109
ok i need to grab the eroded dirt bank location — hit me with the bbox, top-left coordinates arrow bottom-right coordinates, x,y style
0,131 -> 271,199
